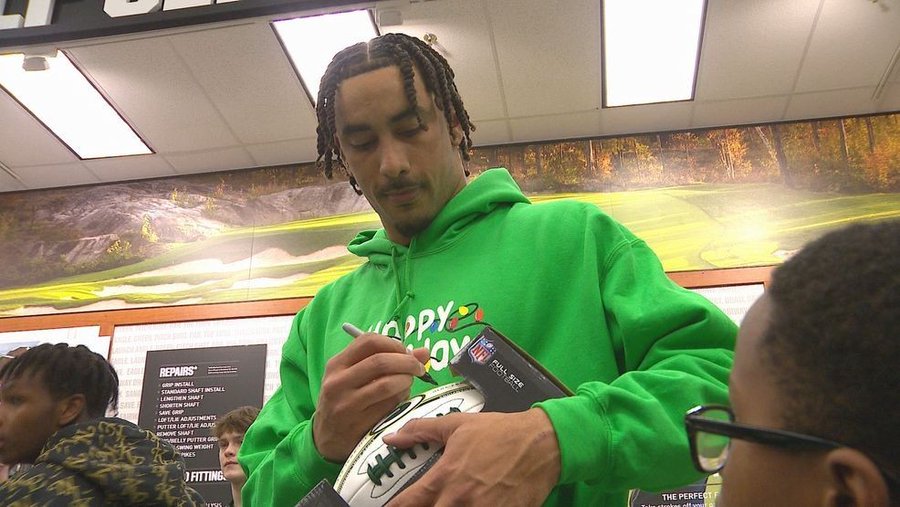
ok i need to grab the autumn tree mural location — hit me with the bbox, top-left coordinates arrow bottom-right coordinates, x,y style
466,113 -> 899,193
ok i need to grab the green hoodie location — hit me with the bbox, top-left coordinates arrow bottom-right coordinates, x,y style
240,168 -> 736,506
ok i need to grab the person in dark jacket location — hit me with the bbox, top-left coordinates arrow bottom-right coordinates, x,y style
0,342 -> 203,506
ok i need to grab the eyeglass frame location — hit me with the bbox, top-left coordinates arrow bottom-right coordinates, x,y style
684,405 -> 900,490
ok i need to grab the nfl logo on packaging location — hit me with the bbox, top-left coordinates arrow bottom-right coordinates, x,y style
451,327 -> 571,413
468,336 -> 496,364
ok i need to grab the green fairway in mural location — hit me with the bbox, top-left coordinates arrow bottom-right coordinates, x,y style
556,184 -> 900,270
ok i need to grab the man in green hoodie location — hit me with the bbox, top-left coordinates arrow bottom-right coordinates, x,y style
0,343 -> 204,505
239,32 -> 737,506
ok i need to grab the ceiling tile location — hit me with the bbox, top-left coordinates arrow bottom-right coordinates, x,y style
392,0 -> 507,120
795,0 -> 900,92
82,154 -> 177,182
892,57 -> 900,84
245,138 -> 317,167
876,83 -> 900,111
692,96 -> 790,128
67,37 -> 239,153
510,111 -> 600,143
14,162 -> 99,189
784,87 -> 880,121
470,119 -> 511,146
169,23 -> 317,145
697,0 -> 821,100
164,146 -> 256,173
0,90 -> 78,167
0,168 -> 26,193
599,102 -> 694,136
488,0 -> 601,117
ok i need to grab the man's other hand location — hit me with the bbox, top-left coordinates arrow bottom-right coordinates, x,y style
383,408 -> 561,507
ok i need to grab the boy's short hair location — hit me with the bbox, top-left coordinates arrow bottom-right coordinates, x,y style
0,343 -> 118,419
212,406 -> 260,438
763,220 -> 899,486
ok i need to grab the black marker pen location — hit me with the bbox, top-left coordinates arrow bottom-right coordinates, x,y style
342,322 -> 438,385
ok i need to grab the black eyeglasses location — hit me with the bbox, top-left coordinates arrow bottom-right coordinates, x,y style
684,405 -> 848,474
684,404 -> 900,491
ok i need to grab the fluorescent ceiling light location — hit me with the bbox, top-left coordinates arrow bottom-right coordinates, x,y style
0,52 -> 151,159
602,0 -> 706,107
273,10 -> 378,104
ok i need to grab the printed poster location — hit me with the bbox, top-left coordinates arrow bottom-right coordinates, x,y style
137,344 -> 266,506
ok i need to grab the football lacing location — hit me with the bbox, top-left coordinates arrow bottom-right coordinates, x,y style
365,407 -> 461,486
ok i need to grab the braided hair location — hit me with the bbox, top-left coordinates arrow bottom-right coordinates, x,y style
0,343 -> 119,420
315,32 -> 475,191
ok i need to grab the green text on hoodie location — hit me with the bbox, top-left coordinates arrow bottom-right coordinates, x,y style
240,168 -> 736,506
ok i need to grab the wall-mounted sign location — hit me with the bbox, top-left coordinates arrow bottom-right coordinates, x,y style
0,0 -> 55,30
103,0 -> 242,20
0,0 -> 363,50
137,344 -> 267,506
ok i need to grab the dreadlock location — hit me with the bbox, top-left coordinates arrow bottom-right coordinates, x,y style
315,32 -> 475,191
0,342 -> 119,420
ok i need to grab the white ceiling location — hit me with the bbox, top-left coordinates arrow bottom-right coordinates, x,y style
1,0 -> 899,193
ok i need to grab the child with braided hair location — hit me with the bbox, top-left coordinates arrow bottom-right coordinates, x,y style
0,343 -> 204,505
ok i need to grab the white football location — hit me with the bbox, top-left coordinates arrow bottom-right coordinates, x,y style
334,381 -> 485,506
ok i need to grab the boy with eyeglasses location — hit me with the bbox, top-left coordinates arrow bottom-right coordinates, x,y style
685,220 -> 899,507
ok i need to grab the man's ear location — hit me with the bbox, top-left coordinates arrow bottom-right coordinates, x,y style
449,120 -> 464,148
332,135 -> 343,159
55,394 -> 87,427
444,109 -> 464,148
823,448 -> 890,507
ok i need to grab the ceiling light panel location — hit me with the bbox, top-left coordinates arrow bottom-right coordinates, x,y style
273,9 -> 378,104
602,0 -> 707,107
0,52 -> 152,159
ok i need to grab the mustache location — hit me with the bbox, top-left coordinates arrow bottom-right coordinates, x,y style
379,178 -> 421,194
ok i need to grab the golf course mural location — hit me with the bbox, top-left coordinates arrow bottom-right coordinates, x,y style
1,112 -> 897,317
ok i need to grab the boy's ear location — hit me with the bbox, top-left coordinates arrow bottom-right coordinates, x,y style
56,394 -> 87,427
823,448 -> 891,507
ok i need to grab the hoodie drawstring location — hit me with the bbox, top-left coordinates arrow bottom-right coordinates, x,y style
389,239 -> 417,325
